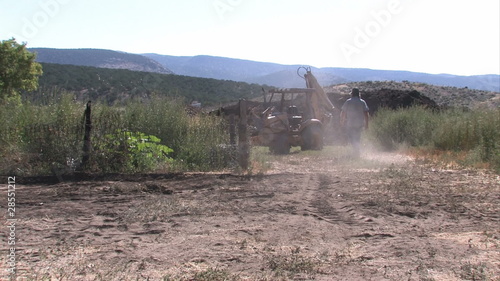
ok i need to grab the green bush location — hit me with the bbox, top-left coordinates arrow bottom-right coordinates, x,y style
89,98 -> 234,173
93,130 -> 173,173
122,96 -> 189,158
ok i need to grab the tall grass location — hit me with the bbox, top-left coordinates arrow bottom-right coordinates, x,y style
368,106 -> 437,151
0,92 -> 234,175
122,97 -> 190,156
175,115 -> 236,171
368,107 -> 500,171
0,94 -> 83,174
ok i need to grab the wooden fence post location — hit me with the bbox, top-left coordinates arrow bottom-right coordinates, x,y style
81,101 -> 92,169
238,99 -> 249,170
229,114 -> 236,145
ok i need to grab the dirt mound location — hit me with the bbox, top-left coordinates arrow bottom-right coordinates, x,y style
328,88 -> 439,115
214,88 -> 439,118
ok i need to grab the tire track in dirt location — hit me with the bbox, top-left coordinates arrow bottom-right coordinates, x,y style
298,173 -> 375,226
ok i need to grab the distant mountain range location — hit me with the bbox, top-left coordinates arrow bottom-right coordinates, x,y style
30,48 -> 173,74
144,53 -> 499,92
29,48 -> 499,92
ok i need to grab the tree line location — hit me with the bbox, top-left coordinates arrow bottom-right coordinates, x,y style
32,62 -> 266,106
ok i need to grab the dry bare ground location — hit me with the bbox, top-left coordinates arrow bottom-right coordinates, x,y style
1,148 -> 499,281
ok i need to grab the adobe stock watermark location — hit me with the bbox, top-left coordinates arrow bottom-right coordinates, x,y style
213,0 -> 244,20
13,0 -> 73,40
340,0 -> 404,63
6,177 -> 17,277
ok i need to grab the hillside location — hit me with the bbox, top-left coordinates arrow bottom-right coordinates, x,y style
143,54 -> 295,83
144,53 -> 500,92
31,63 -> 266,105
322,68 -> 500,93
30,48 -> 173,74
144,53 -> 346,88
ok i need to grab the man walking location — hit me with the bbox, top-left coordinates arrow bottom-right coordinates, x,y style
340,88 -> 369,157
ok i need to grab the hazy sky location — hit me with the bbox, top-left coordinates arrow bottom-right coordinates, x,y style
1,0 -> 499,76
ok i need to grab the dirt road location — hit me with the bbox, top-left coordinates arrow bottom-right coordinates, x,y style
2,149 -> 499,280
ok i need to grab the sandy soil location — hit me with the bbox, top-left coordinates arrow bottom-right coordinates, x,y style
1,149 -> 499,280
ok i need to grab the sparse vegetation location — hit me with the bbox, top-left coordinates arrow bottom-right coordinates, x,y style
459,262 -> 490,281
190,268 -> 240,281
266,248 -> 322,279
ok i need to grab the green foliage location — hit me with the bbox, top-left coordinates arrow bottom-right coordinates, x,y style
94,130 -> 173,173
0,38 -> 43,104
368,106 -> 437,151
122,96 -> 189,157
0,91 -> 235,175
176,115 -> 236,171
0,93 -> 83,174
432,109 -> 500,169
368,107 -> 500,171
87,97 -> 235,173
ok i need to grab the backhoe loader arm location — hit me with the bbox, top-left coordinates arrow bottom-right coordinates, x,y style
304,71 -> 335,113
301,70 -> 335,123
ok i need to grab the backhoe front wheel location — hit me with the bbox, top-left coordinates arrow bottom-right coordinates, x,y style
270,133 -> 290,154
301,125 -> 323,151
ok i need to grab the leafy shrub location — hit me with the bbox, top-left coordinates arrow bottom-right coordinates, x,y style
93,130 -> 173,173
122,96 -> 189,158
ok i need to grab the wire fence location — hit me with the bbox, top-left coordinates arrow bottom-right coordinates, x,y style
1,98 -> 243,176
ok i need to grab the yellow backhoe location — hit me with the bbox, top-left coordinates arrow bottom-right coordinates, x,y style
256,67 -> 335,154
